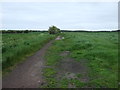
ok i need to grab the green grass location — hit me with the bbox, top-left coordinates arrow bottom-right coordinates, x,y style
76,73 -> 82,78
43,68 -> 57,78
42,32 -> 118,88
2,32 -> 56,73
42,68 -> 57,88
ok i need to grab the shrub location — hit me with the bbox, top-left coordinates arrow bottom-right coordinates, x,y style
48,26 -> 61,34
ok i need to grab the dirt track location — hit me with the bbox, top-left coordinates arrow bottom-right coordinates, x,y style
57,51 -> 89,88
2,36 -> 89,88
2,40 -> 54,88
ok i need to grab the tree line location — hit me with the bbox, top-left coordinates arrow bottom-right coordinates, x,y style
1,26 -> 61,34
1,30 -> 47,34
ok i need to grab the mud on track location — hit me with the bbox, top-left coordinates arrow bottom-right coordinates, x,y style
2,40 -> 54,88
56,51 -> 89,88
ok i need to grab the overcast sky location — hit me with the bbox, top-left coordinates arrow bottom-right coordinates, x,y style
0,2 -> 118,30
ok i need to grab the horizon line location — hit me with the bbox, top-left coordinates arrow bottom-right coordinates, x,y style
0,29 -> 118,31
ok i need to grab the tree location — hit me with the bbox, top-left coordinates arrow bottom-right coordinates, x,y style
48,25 -> 61,34
24,30 -> 29,33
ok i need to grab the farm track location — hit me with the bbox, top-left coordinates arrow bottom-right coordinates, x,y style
57,51 -> 89,88
2,36 -> 90,88
2,40 -> 54,88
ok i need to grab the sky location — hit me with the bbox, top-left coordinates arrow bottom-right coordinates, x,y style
0,2 -> 118,31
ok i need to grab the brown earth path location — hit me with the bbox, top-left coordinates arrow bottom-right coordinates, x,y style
57,51 -> 89,88
2,40 -> 54,88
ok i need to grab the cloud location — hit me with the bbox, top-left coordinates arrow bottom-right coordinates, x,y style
0,0 -> 119,2
1,2 -> 118,30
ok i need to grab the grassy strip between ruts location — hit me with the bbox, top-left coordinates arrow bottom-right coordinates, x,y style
2,32 -> 56,75
42,32 -> 118,88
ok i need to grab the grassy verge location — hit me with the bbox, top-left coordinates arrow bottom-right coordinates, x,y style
42,32 -> 118,88
2,32 -> 56,75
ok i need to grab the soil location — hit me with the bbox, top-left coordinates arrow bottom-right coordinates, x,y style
2,40 -> 54,88
2,37 -> 89,88
57,51 -> 89,87
55,36 -> 64,40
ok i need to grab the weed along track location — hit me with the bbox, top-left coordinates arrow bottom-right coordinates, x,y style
2,32 -> 118,88
57,52 -> 89,88
42,32 -> 118,88
2,40 -> 54,88
42,36 -> 90,88
42,50 -> 89,88
1,2 -> 118,89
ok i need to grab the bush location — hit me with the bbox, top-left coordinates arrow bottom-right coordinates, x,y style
48,26 -> 61,34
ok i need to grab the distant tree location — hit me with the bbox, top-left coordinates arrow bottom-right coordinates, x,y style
24,30 -> 29,33
48,26 -> 61,34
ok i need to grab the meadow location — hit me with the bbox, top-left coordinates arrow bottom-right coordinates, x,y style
42,32 -> 118,88
2,32 -> 55,72
1,31 -> 118,88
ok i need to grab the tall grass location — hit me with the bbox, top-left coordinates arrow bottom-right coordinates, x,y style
2,32 -> 55,71
64,32 -> 118,88
43,32 -> 118,88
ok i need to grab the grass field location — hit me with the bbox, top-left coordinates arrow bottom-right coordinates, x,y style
2,32 -> 55,72
42,32 -> 118,88
1,31 -> 118,88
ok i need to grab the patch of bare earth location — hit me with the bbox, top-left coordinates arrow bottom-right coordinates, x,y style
55,36 -> 64,40
2,40 -> 54,88
57,51 -> 89,88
